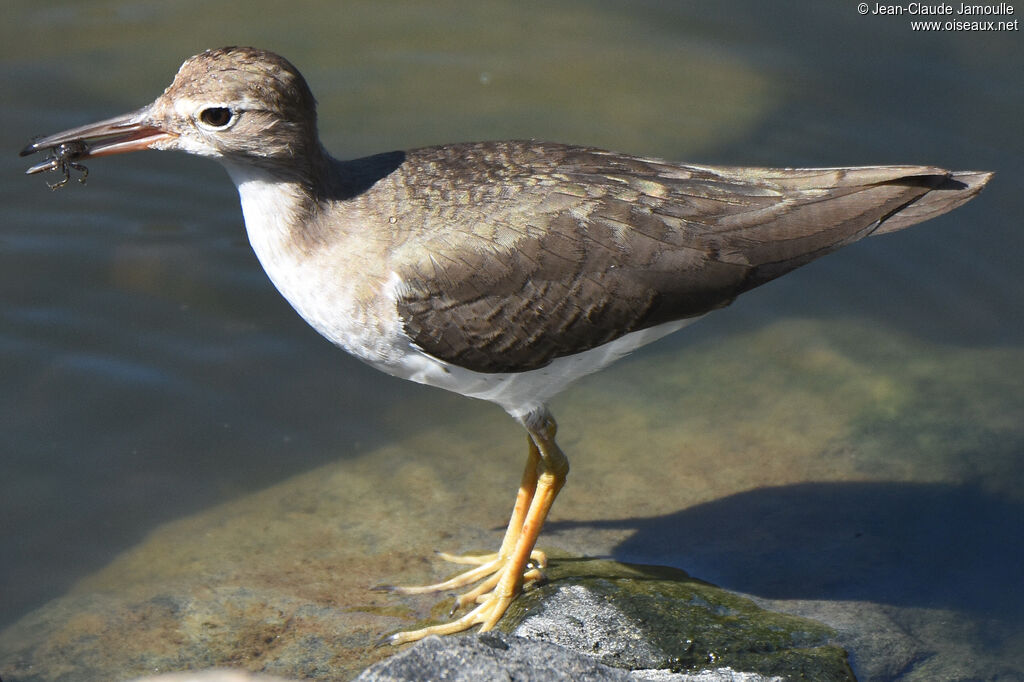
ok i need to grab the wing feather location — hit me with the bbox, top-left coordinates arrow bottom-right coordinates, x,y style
384,142 -> 988,373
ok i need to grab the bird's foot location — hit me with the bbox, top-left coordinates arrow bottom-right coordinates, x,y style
437,548 -> 547,571
373,548 -> 546,598
377,551 -> 545,646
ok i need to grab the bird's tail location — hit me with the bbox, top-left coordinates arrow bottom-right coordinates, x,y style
872,169 -> 994,235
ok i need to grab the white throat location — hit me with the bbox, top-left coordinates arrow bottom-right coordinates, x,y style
222,162 -> 308,268
219,161 -> 349,343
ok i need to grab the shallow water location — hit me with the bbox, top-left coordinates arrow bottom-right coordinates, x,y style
1,1 -> 1021,680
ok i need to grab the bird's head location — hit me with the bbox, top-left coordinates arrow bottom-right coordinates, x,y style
22,47 -> 322,178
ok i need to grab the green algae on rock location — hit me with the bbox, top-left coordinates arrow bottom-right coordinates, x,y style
500,558 -> 855,681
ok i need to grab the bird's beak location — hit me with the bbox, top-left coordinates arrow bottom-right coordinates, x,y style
19,105 -> 177,174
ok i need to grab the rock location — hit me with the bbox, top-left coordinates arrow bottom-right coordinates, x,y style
354,633 -> 785,682
355,633 -> 636,681
0,555 -> 852,681
500,559 -> 853,680
512,584 -> 667,667
357,558 -> 853,682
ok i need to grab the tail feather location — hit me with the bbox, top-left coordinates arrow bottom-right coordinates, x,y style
873,170 -> 994,235
730,166 -> 993,292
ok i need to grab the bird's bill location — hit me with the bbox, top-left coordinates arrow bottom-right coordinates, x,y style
20,106 -> 177,171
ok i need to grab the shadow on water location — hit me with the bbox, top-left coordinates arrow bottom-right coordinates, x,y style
549,480 -> 1024,619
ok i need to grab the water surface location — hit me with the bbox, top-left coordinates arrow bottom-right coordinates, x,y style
1,2 -> 1021,680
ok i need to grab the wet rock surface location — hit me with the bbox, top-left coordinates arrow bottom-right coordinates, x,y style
0,558 -> 850,682
356,559 -> 853,681
500,559 -> 853,680
354,633 -> 787,682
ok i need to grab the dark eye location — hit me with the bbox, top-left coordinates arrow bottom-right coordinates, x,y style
199,107 -> 234,128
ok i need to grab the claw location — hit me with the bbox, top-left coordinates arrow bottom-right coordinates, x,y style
374,632 -> 400,648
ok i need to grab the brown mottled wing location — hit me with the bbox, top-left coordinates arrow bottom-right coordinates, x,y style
392,142 -> 989,373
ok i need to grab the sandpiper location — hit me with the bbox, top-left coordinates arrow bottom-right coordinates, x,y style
21,47 -> 992,644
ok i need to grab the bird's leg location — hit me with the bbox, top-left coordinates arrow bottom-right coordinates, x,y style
440,433 -> 546,610
378,438 -> 542,596
380,410 -> 568,645
441,429 -> 543,570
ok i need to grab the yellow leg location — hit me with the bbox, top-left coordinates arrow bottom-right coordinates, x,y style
377,438 -> 542,596
379,412 -> 568,646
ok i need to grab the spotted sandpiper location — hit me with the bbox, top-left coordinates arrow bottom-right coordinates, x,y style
21,47 -> 992,644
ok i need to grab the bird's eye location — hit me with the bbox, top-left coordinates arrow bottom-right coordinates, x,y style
198,107 -> 235,129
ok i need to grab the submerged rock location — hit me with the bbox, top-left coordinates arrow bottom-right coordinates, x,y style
127,673 -> 294,682
0,555 -> 850,681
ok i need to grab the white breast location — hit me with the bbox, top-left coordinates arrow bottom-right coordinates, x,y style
223,163 -> 404,359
